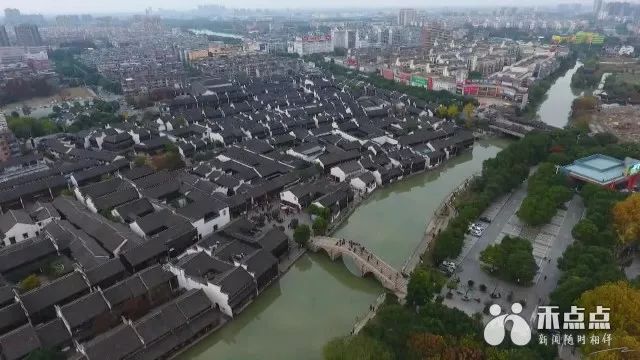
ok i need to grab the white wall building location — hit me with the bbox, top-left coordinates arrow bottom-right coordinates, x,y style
0,210 -> 40,247
350,172 -> 378,194
291,35 -> 333,56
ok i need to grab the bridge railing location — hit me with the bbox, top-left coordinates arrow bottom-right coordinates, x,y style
311,236 -> 407,292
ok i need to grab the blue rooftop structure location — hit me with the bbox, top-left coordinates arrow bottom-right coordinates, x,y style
562,154 -> 638,186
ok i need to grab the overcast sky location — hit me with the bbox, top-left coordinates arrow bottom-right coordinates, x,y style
3,0 -> 568,15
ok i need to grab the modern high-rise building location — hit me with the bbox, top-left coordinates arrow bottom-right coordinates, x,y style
0,25 -> 9,47
398,8 -> 417,26
291,35 -> 333,56
4,8 -> 20,23
331,29 -> 358,50
421,21 -> 449,49
593,0 -> 603,17
14,24 -> 43,46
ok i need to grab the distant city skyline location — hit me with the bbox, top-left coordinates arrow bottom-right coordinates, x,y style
3,0 -> 591,15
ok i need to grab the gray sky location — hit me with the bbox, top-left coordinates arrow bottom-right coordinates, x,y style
3,0 -> 565,14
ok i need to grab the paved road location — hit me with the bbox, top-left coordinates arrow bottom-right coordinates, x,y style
442,181 -> 585,324
625,255 -> 640,280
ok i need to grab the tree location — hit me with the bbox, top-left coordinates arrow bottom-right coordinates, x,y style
324,335 -> 393,360
446,104 -> 460,119
571,219 -> 599,245
468,71 -> 483,80
479,236 -> 537,284
164,142 -> 179,154
151,151 -> 184,171
517,163 -> 571,226
406,269 -> 444,307
406,333 -> 445,359
293,224 -> 311,247
313,217 -> 328,236
578,281 -> 640,357
133,155 -> 148,167
20,274 -> 41,292
612,193 -> 640,247
463,103 -> 475,128
435,104 -> 448,118
308,203 -> 331,220
550,243 -> 623,309
7,116 -> 61,139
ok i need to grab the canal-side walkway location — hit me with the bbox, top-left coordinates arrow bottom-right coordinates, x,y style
402,174 -> 477,273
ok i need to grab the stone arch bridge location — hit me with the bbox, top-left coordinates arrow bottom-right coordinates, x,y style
309,236 -> 408,298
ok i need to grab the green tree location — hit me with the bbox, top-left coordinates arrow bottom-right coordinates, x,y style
406,269 -> 444,307
309,204 -> 331,220
479,236 -> 537,284
571,219 -> 599,245
468,71 -> 482,80
517,163 -> 571,226
323,335 -> 393,360
550,243 -> 623,309
313,217 -> 328,236
293,224 -> 311,247
133,155 -> 147,167
20,274 -> 41,292
164,142 -> 179,154
7,116 -> 61,139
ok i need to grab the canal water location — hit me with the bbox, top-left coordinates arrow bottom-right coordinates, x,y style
180,138 -> 510,360
536,61 -> 583,128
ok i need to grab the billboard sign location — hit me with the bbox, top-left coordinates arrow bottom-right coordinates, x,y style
410,75 -> 427,88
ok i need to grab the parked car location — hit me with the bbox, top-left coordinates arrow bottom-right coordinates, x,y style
479,216 -> 492,223
471,229 -> 482,237
439,261 -> 457,274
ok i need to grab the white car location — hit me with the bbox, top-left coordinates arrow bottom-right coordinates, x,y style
471,229 -> 482,237
442,261 -> 456,268
470,223 -> 483,231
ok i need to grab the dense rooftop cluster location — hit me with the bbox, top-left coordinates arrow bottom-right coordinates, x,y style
0,69 -> 474,359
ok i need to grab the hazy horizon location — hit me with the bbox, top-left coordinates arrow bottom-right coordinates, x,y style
3,0 -> 590,15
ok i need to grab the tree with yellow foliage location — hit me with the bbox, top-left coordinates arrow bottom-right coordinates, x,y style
612,193 -> 640,247
446,104 -> 460,119
578,281 -> 640,360
463,103 -> 476,128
